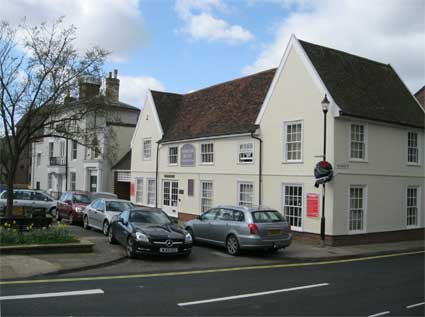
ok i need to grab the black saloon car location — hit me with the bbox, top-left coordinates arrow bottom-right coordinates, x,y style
108,207 -> 193,258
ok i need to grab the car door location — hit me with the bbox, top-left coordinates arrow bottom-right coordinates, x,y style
32,192 -> 49,209
195,209 -> 218,241
93,199 -> 106,228
86,200 -> 97,228
212,208 -> 234,244
115,209 -> 129,245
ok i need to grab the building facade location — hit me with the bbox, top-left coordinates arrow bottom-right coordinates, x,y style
130,36 -> 424,244
31,70 -> 139,197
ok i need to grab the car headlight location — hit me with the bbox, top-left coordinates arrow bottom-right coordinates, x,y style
185,232 -> 192,243
75,207 -> 83,213
135,232 -> 149,242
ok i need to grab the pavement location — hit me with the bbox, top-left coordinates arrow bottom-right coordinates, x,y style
0,223 -> 424,281
1,251 -> 424,316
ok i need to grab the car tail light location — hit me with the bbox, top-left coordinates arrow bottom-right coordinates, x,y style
248,223 -> 258,234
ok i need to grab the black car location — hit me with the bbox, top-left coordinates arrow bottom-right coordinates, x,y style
108,207 -> 193,258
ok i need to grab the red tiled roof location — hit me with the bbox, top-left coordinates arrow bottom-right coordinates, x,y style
151,68 -> 277,142
414,86 -> 425,110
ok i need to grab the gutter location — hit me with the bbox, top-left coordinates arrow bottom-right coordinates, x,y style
155,140 -> 161,208
250,129 -> 262,206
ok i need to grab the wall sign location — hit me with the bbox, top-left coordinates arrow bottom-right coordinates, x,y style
307,193 -> 319,218
181,144 -> 196,167
164,174 -> 175,178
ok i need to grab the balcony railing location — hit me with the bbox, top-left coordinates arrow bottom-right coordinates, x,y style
49,156 -> 66,166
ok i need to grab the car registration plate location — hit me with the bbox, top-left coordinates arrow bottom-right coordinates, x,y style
268,229 -> 282,236
159,247 -> 178,253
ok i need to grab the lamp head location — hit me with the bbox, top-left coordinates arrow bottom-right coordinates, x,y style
321,94 -> 330,113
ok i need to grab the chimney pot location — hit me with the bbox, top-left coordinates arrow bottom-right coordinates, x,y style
114,69 -> 118,79
109,72 -> 112,79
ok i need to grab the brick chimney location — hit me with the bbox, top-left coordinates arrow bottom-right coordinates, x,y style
78,77 -> 101,100
105,69 -> 120,103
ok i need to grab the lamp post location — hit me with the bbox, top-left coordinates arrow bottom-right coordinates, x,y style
320,94 -> 330,247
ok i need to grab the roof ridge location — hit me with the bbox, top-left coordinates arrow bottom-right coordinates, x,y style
150,90 -> 183,97
185,68 -> 277,96
299,39 -> 390,68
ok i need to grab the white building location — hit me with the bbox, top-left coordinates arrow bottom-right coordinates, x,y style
130,36 -> 424,245
32,70 -> 139,197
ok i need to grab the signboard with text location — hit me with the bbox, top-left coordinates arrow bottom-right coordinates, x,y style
181,144 -> 196,167
307,193 -> 319,218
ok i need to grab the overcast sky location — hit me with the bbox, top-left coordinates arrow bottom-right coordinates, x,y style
1,0 -> 424,108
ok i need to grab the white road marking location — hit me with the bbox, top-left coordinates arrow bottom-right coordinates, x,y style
368,311 -> 390,317
0,289 -> 104,301
406,302 -> 424,309
177,282 -> 329,307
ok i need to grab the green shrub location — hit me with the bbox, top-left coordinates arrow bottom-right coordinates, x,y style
0,222 -> 78,246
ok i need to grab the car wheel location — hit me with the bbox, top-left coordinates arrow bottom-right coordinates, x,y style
186,227 -> 195,244
226,235 -> 240,256
83,216 -> 90,230
68,213 -> 74,225
108,229 -> 117,244
126,237 -> 136,258
103,221 -> 109,236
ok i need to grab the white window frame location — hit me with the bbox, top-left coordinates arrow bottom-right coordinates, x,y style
349,123 -> 368,162
168,146 -> 179,165
237,182 -> 254,208
238,142 -> 254,164
143,138 -> 152,161
282,183 -> 304,232
348,185 -> 367,234
147,178 -> 156,207
407,131 -> 420,166
200,142 -> 214,165
59,141 -> 65,158
135,177 -> 143,204
70,172 -> 77,191
47,173 -> 52,189
283,120 -> 303,163
406,185 -> 421,228
200,180 -> 213,213
71,140 -> 78,160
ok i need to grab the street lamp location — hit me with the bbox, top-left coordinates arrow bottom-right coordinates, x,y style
320,94 -> 329,247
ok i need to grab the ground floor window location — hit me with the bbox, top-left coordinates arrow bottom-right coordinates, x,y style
89,170 -> 97,192
238,182 -> 254,208
135,178 -> 143,204
349,186 -> 366,232
70,172 -> 76,191
147,179 -> 156,206
283,184 -> 303,229
407,186 -> 419,227
201,181 -> 213,212
47,173 -> 52,189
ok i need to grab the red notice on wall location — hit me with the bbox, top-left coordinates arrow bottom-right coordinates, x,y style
307,193 -> 319,218
130,182 -> 135,196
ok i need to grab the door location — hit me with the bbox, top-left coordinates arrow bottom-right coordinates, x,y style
89,170 -> 98,192
162,180 -> 178,217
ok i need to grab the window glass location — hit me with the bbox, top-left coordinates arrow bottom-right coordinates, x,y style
407,132 -> 419,164
233,210 -> 245,222
201,181 -> 213,212
121,210 -> 129,223
143,139 -> 152,160
14,191 -> 31,200
407,187 -> 418,226
106,201 -> 133,212
350,124 -> 366,160
0,192 -> 6,199
217,209 -> 234,221
238,183 -> 254,207
135,178 -> 143,204
147,179 -> 156,206
283,185 -> 303,229
200,209 -> 218,221
349,186 -> 365,231
33,192 -> 48,201
169,146 -> 178,164
130,209 -> 170,224
285,122 -> 302,161
97,200 -> 105,211
201,143 -> 214,163
73,194 -> 92,204
239,143 -> 254,163
91,199 -> 100,209
252,210 -> 284,223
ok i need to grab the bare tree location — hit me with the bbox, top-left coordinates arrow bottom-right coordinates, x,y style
0,18 -> 108,217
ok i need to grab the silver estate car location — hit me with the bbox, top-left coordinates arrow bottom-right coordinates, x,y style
0,189 -> 57,217
83,198 -> 134,235
185,206 -> 292,255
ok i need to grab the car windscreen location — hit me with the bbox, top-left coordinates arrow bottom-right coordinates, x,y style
251,210 -> 285,223
130,210 -> 171,225
73,194 -> 92,204
106,201 -> 133,212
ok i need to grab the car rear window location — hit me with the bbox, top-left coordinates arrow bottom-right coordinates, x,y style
73,194 -> 92,204
251,210 -> 285,223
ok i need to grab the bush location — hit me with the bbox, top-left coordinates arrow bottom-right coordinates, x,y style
0,222 -> 79,246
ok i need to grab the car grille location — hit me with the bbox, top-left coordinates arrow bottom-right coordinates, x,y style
151,238 -> 184,245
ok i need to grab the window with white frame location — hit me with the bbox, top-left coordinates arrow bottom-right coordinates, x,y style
238,182 -> 254,207
48,142 -> 54,158
168,146 -> 178,165
70,172 -> 76,191
200,143 -> 214,164
407,186 -> 419,227
135,178 -> 143,204
407,132 -> 419,164
238,143 -> 254,163
200,181 -> 213,212
283,185 -> 303,229
350,124 -> 366,160
147,179 -> 156,206
143,139 -> 152,160
36,153 -> 41,166
72,141 -> 78,160
349,186 -> 366,232
284,121 -> 303,162
47,173 -> 52,189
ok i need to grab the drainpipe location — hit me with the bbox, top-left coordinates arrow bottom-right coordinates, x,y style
155,140 -> 161,208
251,130 -> 262,206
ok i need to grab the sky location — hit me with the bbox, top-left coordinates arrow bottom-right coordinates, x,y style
0,0 -> 424,108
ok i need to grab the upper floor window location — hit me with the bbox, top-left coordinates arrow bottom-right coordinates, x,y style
350,124 -> 367,160
48,142 -> 54,158
59,141 -> 65,157
72,141 -> 78,160
238,143 -> 254,163
36,153 -> 41,166
169,146 -> 178,165
407,132 -> 419,164
284,121 -> 303,162
201,143 -> 214,164
143,139 -> 152,160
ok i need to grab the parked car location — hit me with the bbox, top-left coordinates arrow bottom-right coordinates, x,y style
91,192 -> 118,200
109,207 -> 193,258
56,191 -> 93,225
185,206 -> 292,256
0,189 -> 57,217
83,198 -> 134,235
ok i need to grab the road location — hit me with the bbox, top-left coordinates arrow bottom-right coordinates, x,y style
1,252 -> 424,316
